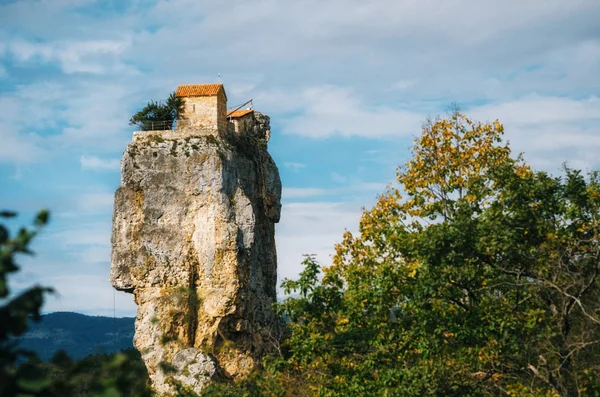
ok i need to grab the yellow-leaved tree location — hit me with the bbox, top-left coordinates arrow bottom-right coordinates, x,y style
203,110 -> 600,397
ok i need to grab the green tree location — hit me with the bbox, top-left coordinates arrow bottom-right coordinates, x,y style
0,211 -> 152,396
227,111 -> 600,396
0,210 -> 53,396
129,92 -> 183,131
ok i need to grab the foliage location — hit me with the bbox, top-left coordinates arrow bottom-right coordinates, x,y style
0,211 -> 152,396
39,349 -> 151,396
130,92 -> 183,131
226,111 -> 600,396
1,209 -> 52,395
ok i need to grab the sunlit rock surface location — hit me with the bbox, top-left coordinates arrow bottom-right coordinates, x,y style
110,113 -> 282,395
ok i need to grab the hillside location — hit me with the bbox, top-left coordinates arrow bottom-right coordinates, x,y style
17,312 -> 135,361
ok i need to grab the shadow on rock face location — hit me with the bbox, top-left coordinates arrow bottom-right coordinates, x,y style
110,115 -> 282,395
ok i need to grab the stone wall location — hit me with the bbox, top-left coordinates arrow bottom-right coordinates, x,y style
216,92 -> 227,132
133,127 -> 221,142
231,113 -> 254,134
177,91 -> 227,132
179,96 -> 218,130
134,111 -> 270,144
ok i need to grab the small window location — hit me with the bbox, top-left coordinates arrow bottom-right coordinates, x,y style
192,104 -> 196,112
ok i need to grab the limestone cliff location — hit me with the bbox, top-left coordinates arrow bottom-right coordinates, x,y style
110,112 -> 282,395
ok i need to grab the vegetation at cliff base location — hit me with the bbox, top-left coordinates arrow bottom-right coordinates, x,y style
129,92 -> 183,131
0,211 -> 152,396
205,111 -> 600,396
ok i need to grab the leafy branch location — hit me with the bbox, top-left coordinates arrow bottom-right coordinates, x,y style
129,92 -> 183,131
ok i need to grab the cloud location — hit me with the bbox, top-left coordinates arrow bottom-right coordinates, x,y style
11,269 -> 137,317
282,182 -> 388,201
43,274 -> 136,317
469,94 -> 600,125
283,188 -> 329,199
282,86 -> 425,138
12,248 -> 135,317
2,0 -> 600,317
9,39 -> 133,74
468,95 -> 600,171
76,193 -> 114,213
388,79 -> 418,91
44,221 -> 111,247
80,155 -> 120,171
330,172 -> 347,184
0,126 -> 46,164
283,162 -> 307,171
72,245 -> 111,266
0,79 -> 138,166
49,82 -> 138,151
276,201 -> 365,293
1,0 -> 598,157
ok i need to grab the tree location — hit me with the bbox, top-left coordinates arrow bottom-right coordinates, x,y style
129,92 -> 183,131
230,110 -> 600,396
0,210 -> 152,396
0,210 -> 53,396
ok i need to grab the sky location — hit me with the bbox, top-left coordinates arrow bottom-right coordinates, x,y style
1,0 -> 599,317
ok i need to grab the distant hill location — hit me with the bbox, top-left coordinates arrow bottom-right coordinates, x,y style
17,312 -> 135,361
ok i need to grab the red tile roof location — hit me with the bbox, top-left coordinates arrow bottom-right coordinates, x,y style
175,84 -> 226,98
227,109 -> 254,118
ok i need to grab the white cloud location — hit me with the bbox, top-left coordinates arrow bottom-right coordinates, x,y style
1,1 -> 598,96
0,126 -> 46,164
283,187 -> 329,199
2,0 -> 600,318
356,182 -> 389,192
283,162 -> 307,171
44,221 -> 111,247
330,172 -> 347,184
226,81 -> 260,98
469,94 -> 600,125
0,81 -> 135,165
388,79 -> 418,91
276,201 -> 365,293
282,86 -> 425,138
9,39 -> 133,74
468,95 -> 600,171
43,274 -> 136,317
80,155 -> 120,171
12,253 -> 136,317
11,272 -> 137,317
0,0 -> 598,157
76,193 -> 114,213
282,182 -> 388,200
72,245 -> 111,266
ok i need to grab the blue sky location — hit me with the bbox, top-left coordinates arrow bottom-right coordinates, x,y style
1,0 -> 599,317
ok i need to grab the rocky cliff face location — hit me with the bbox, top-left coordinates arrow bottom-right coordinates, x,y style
110,113 -> 282,395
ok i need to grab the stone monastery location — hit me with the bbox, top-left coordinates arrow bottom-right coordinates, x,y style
160,83 -> 260,137
113,82 -> 280,395
133,82 -> 270,145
